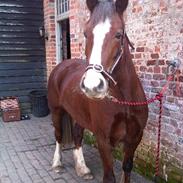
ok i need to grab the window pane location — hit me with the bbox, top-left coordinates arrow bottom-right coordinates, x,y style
57,0 -> 69,15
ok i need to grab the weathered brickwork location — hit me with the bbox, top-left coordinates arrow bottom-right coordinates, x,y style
128,0 -> 183,179
125,1 -> 183,180
43,0 -> 56,77
69,0 -> 88,59
44,0 -> 183,181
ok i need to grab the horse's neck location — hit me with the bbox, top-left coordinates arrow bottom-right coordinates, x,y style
114,46 -> 144,101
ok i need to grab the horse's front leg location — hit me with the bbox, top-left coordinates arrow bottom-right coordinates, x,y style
121,133 -> 143,183
120,146 -> 134,183
73,123 -> 93,180
97,137 -> 115,183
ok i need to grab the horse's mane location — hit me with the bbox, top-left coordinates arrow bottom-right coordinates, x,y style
89,2 -> 115,27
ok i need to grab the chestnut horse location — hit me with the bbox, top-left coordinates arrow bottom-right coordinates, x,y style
48,0 -> 148,182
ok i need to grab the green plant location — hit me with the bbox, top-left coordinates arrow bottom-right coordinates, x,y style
83,130 -> 96,146
83,131 -> 183,183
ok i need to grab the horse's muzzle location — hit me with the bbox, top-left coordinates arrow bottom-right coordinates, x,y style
80,70 -> 109,99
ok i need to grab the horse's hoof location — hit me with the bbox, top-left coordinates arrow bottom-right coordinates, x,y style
52,165 -> 64,173
82,173 -> 94,180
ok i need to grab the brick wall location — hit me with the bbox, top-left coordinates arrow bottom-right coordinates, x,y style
43,0 -> 56,77
44,0 -> 183,181
69,0 -> 88,59
126,1 -> 183,181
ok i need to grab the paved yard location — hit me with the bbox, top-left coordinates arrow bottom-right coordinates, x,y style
0,115 -> 153,183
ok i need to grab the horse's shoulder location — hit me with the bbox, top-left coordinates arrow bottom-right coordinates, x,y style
49,59 -> 86,82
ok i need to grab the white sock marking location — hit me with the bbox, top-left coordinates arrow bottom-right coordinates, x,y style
52,141 -> 62,169
73,147 -> 91,177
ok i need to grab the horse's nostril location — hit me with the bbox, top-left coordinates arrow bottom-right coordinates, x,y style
80,78 -> 86,90
93,79 -> 105,92
98,79 -> 104,90
80,80 -> 84,89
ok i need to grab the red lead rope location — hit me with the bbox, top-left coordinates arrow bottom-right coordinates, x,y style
109,75 -> 173,106
108,74 -> 174,180
154,96 -> 162,181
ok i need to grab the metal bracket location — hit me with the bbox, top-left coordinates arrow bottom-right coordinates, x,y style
169,58 -> 180,68
167,58 -> 180,75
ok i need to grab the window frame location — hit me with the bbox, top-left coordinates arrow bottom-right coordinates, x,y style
56,0 -> 69,21
55,0 -> 70,63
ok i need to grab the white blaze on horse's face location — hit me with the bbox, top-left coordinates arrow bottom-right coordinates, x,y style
90,18 -> 111,65
81,18 -> 111,99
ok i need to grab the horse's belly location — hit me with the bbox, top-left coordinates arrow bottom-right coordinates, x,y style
66,105 -> 93,130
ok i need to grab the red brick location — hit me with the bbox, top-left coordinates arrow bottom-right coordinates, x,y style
147,67 -> 153,72
176,129 -> 181,136
151,53 -> 159,59
131,54 -> 135,59
173,86 -> 183,97
170,119 -> 178,128
155,45 -> 160,52
135,53 -> 142,59
147,60 -> 156,66
140,66 -> 146,72
153,74 -> 166,80
154,66 -> 161,73
179,76 -> 183,82
136,47 -> 145,52
151,81 -> 159,87
158,60 -> 165,65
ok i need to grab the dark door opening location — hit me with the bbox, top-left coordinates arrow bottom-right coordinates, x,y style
61,18 -> 71,60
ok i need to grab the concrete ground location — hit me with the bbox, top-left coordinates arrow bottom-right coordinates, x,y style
0,115 -> 154,183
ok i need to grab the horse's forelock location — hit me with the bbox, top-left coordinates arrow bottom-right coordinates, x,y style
89,1 -> 115,27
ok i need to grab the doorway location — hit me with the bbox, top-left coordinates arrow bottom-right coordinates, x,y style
59,18 -> 71,61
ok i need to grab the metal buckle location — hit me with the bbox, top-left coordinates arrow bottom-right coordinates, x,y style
86,64 -> 104,73
93,64 -> 104,73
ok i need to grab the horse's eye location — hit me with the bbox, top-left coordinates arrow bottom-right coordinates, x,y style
115,32 -> 122,40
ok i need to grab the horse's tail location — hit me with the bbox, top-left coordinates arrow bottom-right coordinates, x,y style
61,112 -> 73,145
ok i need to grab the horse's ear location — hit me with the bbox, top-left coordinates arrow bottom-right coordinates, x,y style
86,0 -> 99,13
115,0 -> 129,14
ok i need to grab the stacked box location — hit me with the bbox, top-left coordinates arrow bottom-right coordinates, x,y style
0,97 -> 21,122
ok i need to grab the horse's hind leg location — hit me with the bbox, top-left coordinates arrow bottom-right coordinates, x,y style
52,108 -> 63,172
73,123 -> 93,180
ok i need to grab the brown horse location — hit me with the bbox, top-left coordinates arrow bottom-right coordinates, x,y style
48,0 -> 148,182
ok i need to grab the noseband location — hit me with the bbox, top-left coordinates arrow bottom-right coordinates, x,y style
85,29 -> 133,86
85,64 -> 118,85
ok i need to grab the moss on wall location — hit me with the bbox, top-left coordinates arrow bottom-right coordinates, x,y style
84,131 -> 183,183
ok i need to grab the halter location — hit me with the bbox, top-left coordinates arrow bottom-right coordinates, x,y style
85,64 -> 118,85
109,29 -> 126,74
85,29 -> 133,86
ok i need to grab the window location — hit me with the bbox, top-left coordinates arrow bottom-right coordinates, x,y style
55,0 -> 70,63
56,0 -> 69,21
